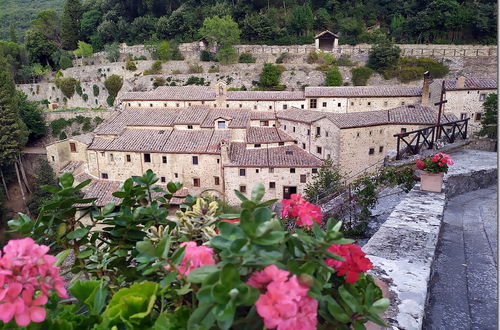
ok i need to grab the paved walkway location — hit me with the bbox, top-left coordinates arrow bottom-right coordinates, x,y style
424,185 -> 498,330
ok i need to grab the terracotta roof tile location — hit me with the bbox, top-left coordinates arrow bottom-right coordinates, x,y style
276,108 -> 326,123
246,127 -> 294,144
94,108 -> 178,135
444,78 -> 497,90
174,106 -> 211,125
201,108 -> 251,128
105,129 -> 173,152
227,91 -> 304,100
120,86 -> 216,101
250,111 -> 278,120
304,86 -> 422,97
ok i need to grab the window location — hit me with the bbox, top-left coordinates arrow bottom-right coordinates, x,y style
475,113 -> 482,121
164,103 -> 167,107
480,94 -> 486,101
384,101 -> 388,107
307,129 -> 310,136
350,102 -> 354,106
290,168 -> 296,173
369,131 -> 372,136
239,185 -> 246,193
369,148 -> 375,155
254,144 -> 261,148
301,104 -> 305,109
260,120 -> 269,127
144,153 -> 151,163
193,178 -> 200,187
217,121 -> 226,129
126,154 -> 131,162
192,156 -> 199,165
174,173 -> 178,178
322,102 -> 327,107
283,104 -> 288,110
401,101 -> 405,105
101,173 -> 108,179
162,156 -> 167,164
217,158 -> 220,164
460,113 -> 467,120
326,131 -> 329,137
284,125 -> 287,130
138,103 -> 141,107
302,143 -> 306,149
161,177 -> 166,183
317,146 -> 322,154
356,132 -> 360,137
176,103 -> 179,107
109,153 -> 114,162
310,99 -> 317,108
312,168 -> 318,174
226,104 -> 230,108
269,168 -> 274,173
101,152 -> 105,156
285,150 -> 293,155
400,128 -> 407,133
269,106 -> 272,110
300,174 -> 307,183
188,103 -> 191,106
293,127 -> 296,132
379,146 -> 384,153
367,102 -> 371,106
187,125 -> 193,129
338,102 -> 341,107
239,104 -> 242,108
239,169 -> 246,176
69,142 -> 76,153
254,105 -> 257,110
256,169 -> 260,173
278,142 -> 285,146
269,182 -> 276,189
214,176 -> 220,185
128,103 -> 131,106
202,101 -> 205,105
150,103 -> 153,107
316,127 -> 321,136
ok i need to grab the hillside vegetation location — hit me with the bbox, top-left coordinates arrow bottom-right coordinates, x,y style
0,0 -> 64,40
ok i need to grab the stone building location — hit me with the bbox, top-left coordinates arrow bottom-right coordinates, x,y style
425,77 -> 497,134
314,31 -> 339,51
119,84 -> 423,113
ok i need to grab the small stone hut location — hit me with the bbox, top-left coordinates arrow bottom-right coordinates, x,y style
314,30 -> 339,51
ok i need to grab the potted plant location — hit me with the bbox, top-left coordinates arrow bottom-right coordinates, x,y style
416,152 -> 454,192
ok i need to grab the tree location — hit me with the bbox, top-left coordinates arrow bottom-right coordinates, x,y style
241,12 -> 281,42
304,160 -> 343,203
8,24 -> 17,43
478,93 -> 497,139
130,16 -> 158,44
58,77 -> 79,98
325,66 -> 343,86
73,41 -> 93,58
31,10 -> 61,45
16,91 -> 47,142
217,45 -> 238,64
27,158 -> 57,216
199,15 -> 240,49
367,40 -> 401,71
259,63 -> 282,89
0,68 -> 27,166
104,74 -> 124,104
61,0 -> 82,50
289,4 -> 314,36
152,41 -> 172,61
25,30 -> 59,67
104,43 -> 120,62
80,10 -> 102,41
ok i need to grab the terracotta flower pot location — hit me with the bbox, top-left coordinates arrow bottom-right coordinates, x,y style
420,171 -> 444,192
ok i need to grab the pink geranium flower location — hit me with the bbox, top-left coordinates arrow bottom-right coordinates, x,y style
247,265 -> 318,330
175,242 -> 216,275
325,244 -> 373,283
281,194 -> 323,227
0,238 -> 67,327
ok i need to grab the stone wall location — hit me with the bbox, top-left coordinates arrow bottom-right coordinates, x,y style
43,109 -> 115,122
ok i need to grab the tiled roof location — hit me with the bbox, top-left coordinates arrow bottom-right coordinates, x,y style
227,91 -> 305,100
444,78 -> 497,90
104,129 -> 173,152
60,161 -> 83,173
94,108 -> 178,135
174,106 -> 211,125
120,86 -> 217,101
71,133 -> 94,145
246,127 -> 294,144
250,111 -> 278,120
200,108 -> 251,128
227,143 -> 324,167
276,108 -> 327,124
304,86 -> 422,97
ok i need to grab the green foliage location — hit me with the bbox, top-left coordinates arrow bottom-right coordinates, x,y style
106,95 -> 115,106
275,53 -> 288,64
336,54 -> 354,67
351,67 -> 374,86
75,82 -> 82,96
73,41 -> 93,58
151,41 -> 173,61
478,93 -> 497,139
153,77 -> 166,88
187,62 -> 203,74
200,50 -> 214,62
199,15 -> 240,48
238,52 -> 256,63
367,40 -> 401,71
92,84 -> 99,97
125,60 -> 137,71
144,60 -> 162,75
58,55 -> 73,69
207,65 -> 219,73
104,43 -> 120,62
58,77 -> 78,98
305,160 -> 343,203
104,74 -> 123,100
382,57 -> 449,82
217,45 -> 238,65
16,91 -> 47,142
61,0 -> 82,50
258,63 -> 284,90
184,76 -> 208,86
325,66 -> 343,86
27,158 -> 57,216
290,3 -> 314,36
82,93 -> 88,102
25,29 -> 59,66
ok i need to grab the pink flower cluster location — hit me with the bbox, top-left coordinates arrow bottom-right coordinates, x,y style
0,238 -> 67,327
176,242 -> 216,275
416,153 -> 454,170
431,152 -> 454,167
281,194 -> 323,227
248,265 -> 318,330
325,244 -> 373,284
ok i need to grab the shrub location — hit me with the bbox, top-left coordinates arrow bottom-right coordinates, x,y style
172,69 -> 181,74
104,74 -> 123,99
58,131 -> 67,140
367,41 -> 401,71
239,52 -> 256,63
184,76 -> 207,86
82,94 -> 89,102
75,83 -> 83,96
325,66 -> 343,86
153,40 -> 172,61
104,43 -> 120,62
26,159 -> 57,216
317,51 -> 335,65
304,160 -> 343,202
144,60 -> 162,75
275,53 -> 288,64
217,45 -> 238,64
336,54 -> 354,67
306,50 -> 319,64
58,77 -> 79,98
106,95 -> 115,106
351,67 -> 374,86
153,77 -> 166,88
200,50 -> 213,62
58,55 -> 73,70
82,122 -> 92,132
399,57 -> 449,78
94,117 -> 104,125
315,64 -> 330,72
208,65 -> 220,73
259,63 -> 281,89
125,60 -> 137,71
92,84 -> 99,97
188,62 -> 204,73
134,55 -> 147,60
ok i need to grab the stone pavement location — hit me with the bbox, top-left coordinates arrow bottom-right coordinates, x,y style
423,185 -> 498,330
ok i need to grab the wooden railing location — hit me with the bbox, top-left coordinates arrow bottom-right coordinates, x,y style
394,118 -> 469,160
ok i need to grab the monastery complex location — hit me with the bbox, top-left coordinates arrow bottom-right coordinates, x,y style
46,76 -> 496,205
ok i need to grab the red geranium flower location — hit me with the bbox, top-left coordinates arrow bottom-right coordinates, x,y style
325,244 -> 373,283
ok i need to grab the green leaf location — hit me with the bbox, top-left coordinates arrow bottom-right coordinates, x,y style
77,249 -> 93,259
234,189 -> 248,202
167,182 -> 178,193
74,179 -> 92,190
188,303 -> 216,330
339,285 -> 360,313
220,264 -> 239,284
170,245 -> 186,266
102,202 -> 116,215
326,297 -> 351,323
59,172 -> 75,188
250,183 -> 265,202
67,228 -> 89,240
187,266 -> 219,283
368,298 -> 390,314
69,280 -> 102,311
54,249 -> 71,266
136,240 -> 156,256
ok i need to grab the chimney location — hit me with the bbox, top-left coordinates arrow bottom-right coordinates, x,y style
421,71 -> 433,105
456,76 -> 465,89
220,139 -> 230,164
214,82 -> 227,107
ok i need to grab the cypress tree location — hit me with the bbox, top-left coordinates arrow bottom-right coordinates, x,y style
0,68 -> 27,166
61,0 -> 82,50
